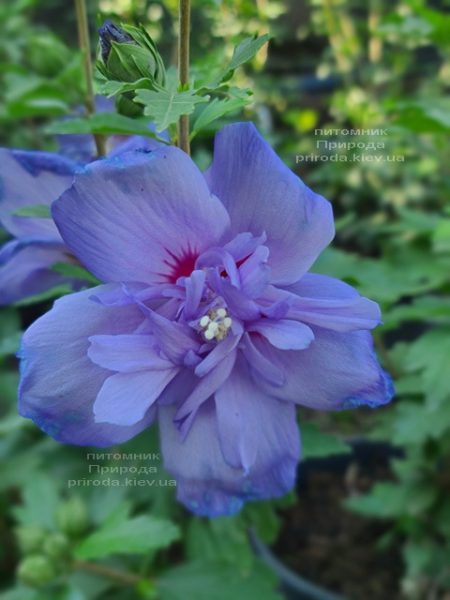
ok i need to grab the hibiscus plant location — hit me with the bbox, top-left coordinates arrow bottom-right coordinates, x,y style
7,1 -> 439,599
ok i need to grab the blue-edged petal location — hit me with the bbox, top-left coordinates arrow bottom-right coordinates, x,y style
175,350 -> 237,436
215,357 -> 300,481
94,368 -> 178,426
53,147 -> 230,285
205,123 -> 334,286
0,148 -> 76,239
88,334 -> 174,372
239,246 -> 271,299
137,303 -> 200,365
159,392 -> 299,518
194,331 -> 240,377
18,285 -> 157,446
247,319 -> 314,350
284,273 -> 382,332
107,134 -> 165,157
0,238 -> 74,305
240,333 -> 285,387
252,328 -> 394,410
183,270 -> 206,319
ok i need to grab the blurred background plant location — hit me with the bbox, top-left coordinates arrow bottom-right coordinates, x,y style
0,0 -> 449,599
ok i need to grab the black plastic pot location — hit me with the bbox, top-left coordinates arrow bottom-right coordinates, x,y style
252,440 -> 403,600
251,530 -> 345,600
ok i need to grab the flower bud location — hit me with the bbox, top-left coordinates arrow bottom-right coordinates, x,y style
56,496 -> 88,538
115,93 -> 144,118
17,555 -> 56,588
97,21 -> 165,87
43,532 -> 71,560
15,526 -> 46,555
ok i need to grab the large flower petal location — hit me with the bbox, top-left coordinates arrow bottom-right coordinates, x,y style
0,148 -> 76,239
159,401 -> 245,516
94,368 -> 178,426
247,319 -> 314,350
18,285 -> 156,446
159,392 -> 299,518
241,334 -> 285,387
53,148 -> 230,285
239,246 -> 271,299
107,134 -> 165,157
205,123 -> 334,285
284,273 -> 381,332
194,331 -> 241,377
0,238 -> 75,305
88,334 -> 173,372
175,350 -> 237,436
252,328 -> 394,410
215,358 -> 300,480
137,303 -> 200,365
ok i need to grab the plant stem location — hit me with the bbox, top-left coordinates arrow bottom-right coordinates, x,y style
73,560 -> 144,586
74,0 -> 106,157
177,0 -> 191,155
368,0 -> 383,63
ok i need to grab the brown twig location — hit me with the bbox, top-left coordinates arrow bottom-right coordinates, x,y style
73,559 -> 144,586
177,0 -> 191,155
74,0 -> 106,157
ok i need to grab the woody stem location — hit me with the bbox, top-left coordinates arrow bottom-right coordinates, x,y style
177,0 -> 191,155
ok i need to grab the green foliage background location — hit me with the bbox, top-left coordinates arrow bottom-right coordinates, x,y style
0,1 -> 449,599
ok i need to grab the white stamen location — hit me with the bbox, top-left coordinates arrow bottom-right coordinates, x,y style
198,307 -> 233,342
204,329 -> 215,341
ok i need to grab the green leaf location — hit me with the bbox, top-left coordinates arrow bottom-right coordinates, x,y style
12,204 -> 51,218
74,515 -> 180,559
403,541 -> 437,578
51,262 -> 100,285
135,71 -> 208,132
0,309 -> 21,357
67,572 -> 112,600
243,502 -> 282,544
157,561 -> 282,600
191,97 -> 249,138
14,284 -> 72,307
0,371 -> 20,406
12,474 -> 59,528
45,112 -> 162,139
391,99 -> 450,133
186,517 -> 254,571
313,247 -> 450,304
345,482 -> 407,519
345,481 -> 438,519
98,77 -> 156,98
228,34 -> 270,72
301,422 -> 351,459
383,296 -> 450,330
88,489 -> 129,526
406,329 -> 450,409
433,218 -> 450,253
0,588 -> 37,600
0,448 -> 43,492
388,400 -> 450,444
0,414 -> 25,436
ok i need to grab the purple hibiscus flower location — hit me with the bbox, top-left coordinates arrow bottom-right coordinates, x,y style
18,123 -> 393,517
0,135 -> 159,305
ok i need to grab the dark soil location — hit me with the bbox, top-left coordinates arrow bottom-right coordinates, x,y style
273,443 -> 404,600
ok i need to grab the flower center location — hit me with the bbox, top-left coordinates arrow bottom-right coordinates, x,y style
199,307 -> 232,342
